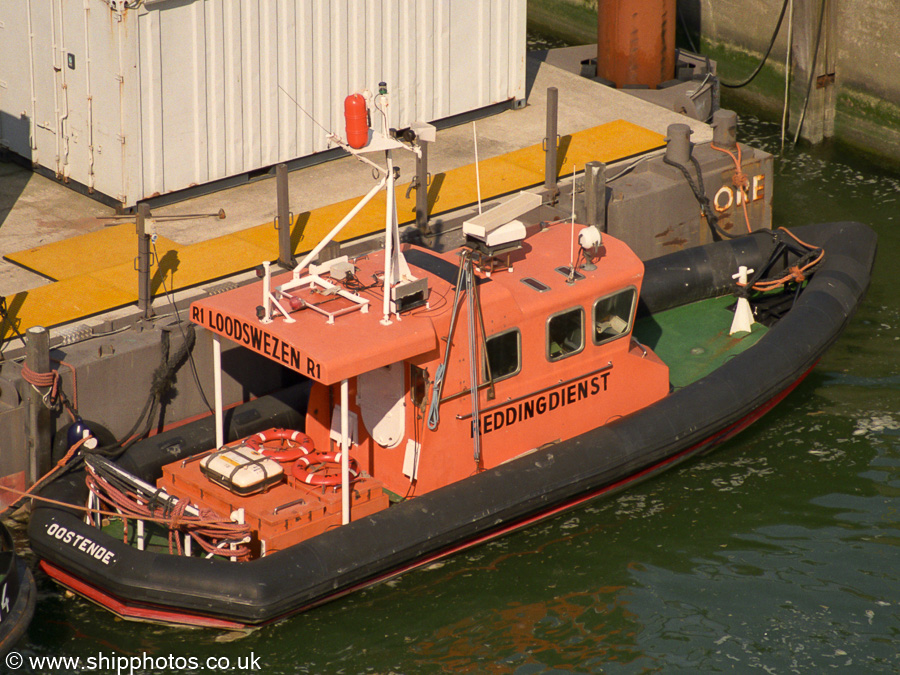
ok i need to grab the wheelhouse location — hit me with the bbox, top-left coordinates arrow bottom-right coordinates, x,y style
189,216 -> 670,501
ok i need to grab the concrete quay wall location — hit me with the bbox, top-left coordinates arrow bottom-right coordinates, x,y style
528,0 -> 900,162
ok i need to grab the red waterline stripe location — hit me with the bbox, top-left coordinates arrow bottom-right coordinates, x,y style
39,561 -> 246,630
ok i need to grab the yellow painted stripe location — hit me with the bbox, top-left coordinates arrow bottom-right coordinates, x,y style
4,224 -> 181,282
1,120 -> 663,339
1,278 -> 135,338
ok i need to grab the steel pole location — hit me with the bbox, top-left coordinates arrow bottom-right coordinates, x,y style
340,378 -> 350,525
276,163 -> 293,269
544,87 -> 559,201
415,141 -> 429,233
585,161 -> 607,232
136,202 -> 152,320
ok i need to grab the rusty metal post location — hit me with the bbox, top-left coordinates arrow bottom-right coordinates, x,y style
584,161 -> 607,232
276,163 -> 294,269
544,86 -> 559,202
26,326 -> 51,485
415,141 -> 429,232
136,202 -> 152,320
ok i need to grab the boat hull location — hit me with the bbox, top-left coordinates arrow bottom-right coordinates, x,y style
0,524 -> 37,655
28,222 -> 877,627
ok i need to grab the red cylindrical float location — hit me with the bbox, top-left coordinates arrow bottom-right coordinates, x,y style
344,93 -> 369,149
596,0 -> 676,89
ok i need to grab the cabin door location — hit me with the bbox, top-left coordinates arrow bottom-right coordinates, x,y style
356,363 -> 406,449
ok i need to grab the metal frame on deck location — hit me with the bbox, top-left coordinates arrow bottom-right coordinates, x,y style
215,89 -> 429,527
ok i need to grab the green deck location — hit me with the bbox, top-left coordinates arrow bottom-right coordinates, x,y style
103,519 -> 175,555
634,296 -> 769,390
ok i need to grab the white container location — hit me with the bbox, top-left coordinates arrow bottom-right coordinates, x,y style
201,443 -> 284,495
0,0 -> 526,206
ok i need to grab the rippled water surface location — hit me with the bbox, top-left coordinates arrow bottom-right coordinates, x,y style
14,114 -> 900,674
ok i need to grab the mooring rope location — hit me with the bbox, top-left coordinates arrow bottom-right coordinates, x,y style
736,227 -> 825,294
710,142 -> 753,234
20,358 -> 79,418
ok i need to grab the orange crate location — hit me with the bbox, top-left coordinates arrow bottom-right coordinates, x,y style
159,453 -> 389,556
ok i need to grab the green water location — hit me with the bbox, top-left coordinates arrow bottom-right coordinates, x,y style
11,116 -> 900,674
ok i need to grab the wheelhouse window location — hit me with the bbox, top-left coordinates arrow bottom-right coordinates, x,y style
484,329 -> 521,382
547,307 -> 584,361
593,288 -> 636,344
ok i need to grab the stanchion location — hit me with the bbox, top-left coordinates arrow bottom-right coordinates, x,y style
276,164 -> 294,269
544,87 -> 559,202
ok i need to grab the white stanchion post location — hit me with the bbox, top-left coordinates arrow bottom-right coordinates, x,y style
213,334 -> 224,449
137,512 -> 145,551
341,379 -> 350,525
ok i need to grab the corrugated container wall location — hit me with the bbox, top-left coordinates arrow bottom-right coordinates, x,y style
0,0 -> 526,207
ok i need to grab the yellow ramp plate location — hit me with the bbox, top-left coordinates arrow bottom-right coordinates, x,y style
197,120 -> 663,264
171,237 -> 274,286
396,119 -> 663,223
1,278 -> 135,341
566,119 -> 666,168
3,223 -> 180,282
2,120 -> 664,337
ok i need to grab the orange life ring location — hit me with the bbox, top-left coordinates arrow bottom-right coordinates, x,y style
291,451 -> 359,487
245,428 -> 316,463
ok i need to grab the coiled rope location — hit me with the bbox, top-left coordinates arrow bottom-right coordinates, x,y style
20,359 -> 79,420
85,462 -> 252,561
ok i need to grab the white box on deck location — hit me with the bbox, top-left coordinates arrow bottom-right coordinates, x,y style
463,191 -> 542,245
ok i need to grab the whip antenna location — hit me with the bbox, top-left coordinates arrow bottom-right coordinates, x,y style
278,85 -> 334,137
569,168 -> 579,273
